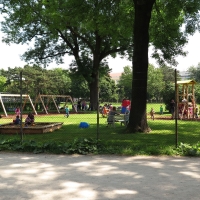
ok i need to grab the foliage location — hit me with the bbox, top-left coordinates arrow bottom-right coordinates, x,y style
0,138 -> 101,155
159,65 -> 176,83
99,75 -> 117,102
69,71 -> 117,101
0,110 -> 200,156
0,0 -> 133,110
127,0 -> 200,133
187,64 -> 200,82
2,0 -> 200,132
1,66 -> 118,101
177,142 -> 200,156
150,0 -> 200,66
162,82 -> 175,111
0,75 -> 7,92
194,84 -> 200,104
117,66 -> 132,99
69,73 -> 90,99
1,137 -> 200,156
0,66 -> 71,99
186,64 -> 200,103
147,64 -> 164,101
117,64 -> 175,103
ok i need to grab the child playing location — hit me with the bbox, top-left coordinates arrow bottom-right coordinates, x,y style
14,115 -> 21,125
107,106 -> 120,127
25,113 -> 33,126
195,106 -> 199,119
150,108 -> 155,120
15,107 -> 20,117
65,106 -> 70,118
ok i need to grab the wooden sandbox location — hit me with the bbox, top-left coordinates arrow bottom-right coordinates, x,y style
0,122 -> 63,134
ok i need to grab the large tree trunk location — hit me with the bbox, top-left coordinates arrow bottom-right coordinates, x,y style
126,0 -> 155,133
89,34 -> 101,111
88,72 -> 99,110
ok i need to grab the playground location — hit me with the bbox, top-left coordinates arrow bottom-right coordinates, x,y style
0,80 -> 200,151
0,94 -> 76,134
0,79 -> 199,119
0,93 -> 77,117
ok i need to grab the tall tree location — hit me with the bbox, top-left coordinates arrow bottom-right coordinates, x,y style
127,0 -> 200,133
0,0 -> 133,110
127,1 -> 155,133
2,0 -> 200,132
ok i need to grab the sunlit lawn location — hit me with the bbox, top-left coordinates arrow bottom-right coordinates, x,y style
0,110 -> 199,147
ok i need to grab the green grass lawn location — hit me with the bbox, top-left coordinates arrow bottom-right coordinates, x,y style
0,112 -> 199,145
0,103 -> 199,155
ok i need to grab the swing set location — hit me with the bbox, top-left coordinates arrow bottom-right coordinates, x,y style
0,94 -> 37,117
0,93 -> 77,116
34,94 -> 77,114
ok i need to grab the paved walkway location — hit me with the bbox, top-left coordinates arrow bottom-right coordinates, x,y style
0,152 -> 200,200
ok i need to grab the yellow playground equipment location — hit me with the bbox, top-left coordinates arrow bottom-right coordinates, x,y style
176,80 -> 196,119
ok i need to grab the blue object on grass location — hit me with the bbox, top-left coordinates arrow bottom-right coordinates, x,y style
79,122 -> 89,128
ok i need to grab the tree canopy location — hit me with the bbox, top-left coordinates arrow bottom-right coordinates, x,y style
187,64 -> 200,82
147,64 -> 164,101
0,0 -> 133,110
0,75 -> 6,92
0,66 -> 117,103
117,66 -> 132,99
126,0 -> 200,133
1,0 -> 200,132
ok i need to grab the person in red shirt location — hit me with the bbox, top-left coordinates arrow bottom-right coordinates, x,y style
121,98 -> 131,114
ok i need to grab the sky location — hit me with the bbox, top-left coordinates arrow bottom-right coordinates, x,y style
1,29 -> 200,73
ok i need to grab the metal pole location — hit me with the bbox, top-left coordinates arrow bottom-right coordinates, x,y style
97,71 -> 100,141
175,69 -> 178,148
20,71 -> 23,143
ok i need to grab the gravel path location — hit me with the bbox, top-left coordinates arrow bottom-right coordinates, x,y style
0,152 -> 200,200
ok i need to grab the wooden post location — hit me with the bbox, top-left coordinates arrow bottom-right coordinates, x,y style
0,95 -> 7,117
28,95 -> 37,115
52,96 -> 60,113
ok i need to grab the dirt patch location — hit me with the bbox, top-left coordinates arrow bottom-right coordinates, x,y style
0,153 -> 200,200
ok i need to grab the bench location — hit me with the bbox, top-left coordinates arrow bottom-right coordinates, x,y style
115,114 -> 129,126
107,114 -> 129,127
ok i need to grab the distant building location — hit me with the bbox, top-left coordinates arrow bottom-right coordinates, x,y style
109,73 -> 122,84
110,71 -> 191,82
179,71 -> 190,80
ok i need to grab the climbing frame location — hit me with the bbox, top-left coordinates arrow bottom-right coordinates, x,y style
176,80 -> 196,119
